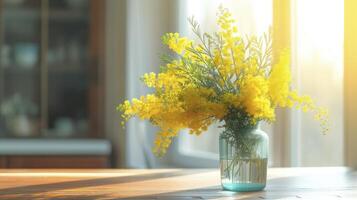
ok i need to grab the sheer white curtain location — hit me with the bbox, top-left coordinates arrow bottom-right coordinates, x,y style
291,0 -> 344,166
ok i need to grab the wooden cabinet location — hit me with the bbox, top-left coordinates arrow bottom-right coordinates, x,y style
0,156 -> 109,168
0,157 -> 6,167
0,1 -> 109,168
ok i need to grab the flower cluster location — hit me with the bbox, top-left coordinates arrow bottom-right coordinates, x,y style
118,8 -> 328,156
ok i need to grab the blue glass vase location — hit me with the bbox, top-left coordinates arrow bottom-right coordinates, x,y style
219,124 -> 268,192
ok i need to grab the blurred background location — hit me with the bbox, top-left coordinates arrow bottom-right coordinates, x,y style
0,0 -> 349,169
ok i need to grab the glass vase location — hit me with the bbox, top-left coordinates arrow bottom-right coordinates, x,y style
219,124 -> 268,192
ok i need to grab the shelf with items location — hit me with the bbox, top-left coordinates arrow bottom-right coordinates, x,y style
2,6 -> 88,21
0,0 -> 105,140
0,92 -> 40,138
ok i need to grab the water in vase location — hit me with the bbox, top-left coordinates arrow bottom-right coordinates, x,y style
220,158 -> 267,192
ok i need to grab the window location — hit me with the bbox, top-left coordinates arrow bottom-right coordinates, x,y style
172,0 -> 344,167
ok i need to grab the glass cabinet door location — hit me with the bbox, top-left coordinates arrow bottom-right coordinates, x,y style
0,0 -> 41,138
47,0 -> 91,138
0,0 -> 104,138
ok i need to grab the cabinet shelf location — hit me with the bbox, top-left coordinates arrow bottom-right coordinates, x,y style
2,65 -> 86,75
0,138 -> 111,155
3,8 -> 87,21
2,67 -> 39,74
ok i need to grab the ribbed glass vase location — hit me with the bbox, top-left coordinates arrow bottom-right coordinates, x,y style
219,124 -> 268,192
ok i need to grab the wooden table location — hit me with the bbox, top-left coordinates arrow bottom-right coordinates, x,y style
0,168 -> 356,199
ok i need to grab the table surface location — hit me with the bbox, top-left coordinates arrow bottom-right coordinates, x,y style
0,167 -> 356,200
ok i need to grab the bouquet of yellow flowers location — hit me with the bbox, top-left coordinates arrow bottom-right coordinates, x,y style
118,8 -> 328,157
